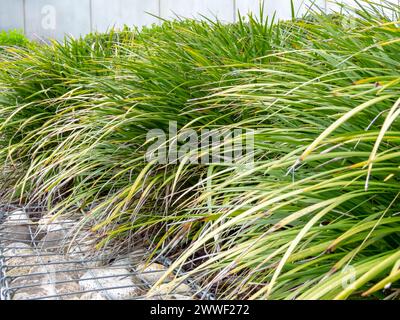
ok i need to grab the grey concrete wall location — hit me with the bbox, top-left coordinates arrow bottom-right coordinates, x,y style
160,0 -> 236,21
91,0 -> 160,33
0,0 -> 398,40
0,0 -> 24,31
24,0 -> 91,40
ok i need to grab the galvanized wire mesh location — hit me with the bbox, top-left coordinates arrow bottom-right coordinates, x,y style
0,205 -> 213,300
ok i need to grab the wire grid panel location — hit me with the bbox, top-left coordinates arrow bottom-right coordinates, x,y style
0,205 -> 207,300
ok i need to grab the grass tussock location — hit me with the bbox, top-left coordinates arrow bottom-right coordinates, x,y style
0,1 -> 399,300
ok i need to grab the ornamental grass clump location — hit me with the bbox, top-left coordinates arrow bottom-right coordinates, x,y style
0,1 -> 399,300
0,29 -> 29,48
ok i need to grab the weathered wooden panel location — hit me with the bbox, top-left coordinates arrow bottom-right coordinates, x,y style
24,0 -> 91,40
0,0 -> 24,31
92,0 -> 160,33
160,0 -> 235,22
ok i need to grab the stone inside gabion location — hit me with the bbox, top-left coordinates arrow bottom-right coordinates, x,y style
0,208 -> 199,300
